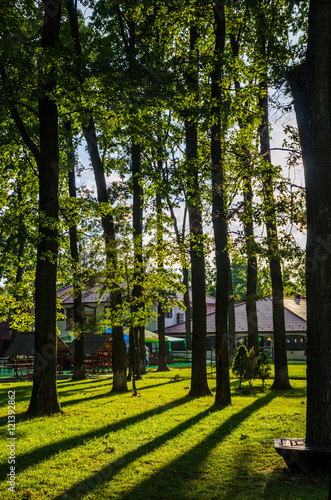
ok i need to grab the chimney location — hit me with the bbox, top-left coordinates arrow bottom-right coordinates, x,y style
294,293 -> 301,305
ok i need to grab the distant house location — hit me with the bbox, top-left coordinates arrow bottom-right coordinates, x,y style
164,296 -> 307,360
56,284 -> 216,341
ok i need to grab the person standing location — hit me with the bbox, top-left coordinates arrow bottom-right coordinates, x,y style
145,345 -> 150,366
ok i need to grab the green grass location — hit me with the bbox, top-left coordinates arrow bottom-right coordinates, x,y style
0,366 -> 328,500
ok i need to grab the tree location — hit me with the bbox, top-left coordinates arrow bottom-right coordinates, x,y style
232,345 -> 249,390
83,117 -> 128,392
65,0 -> 128,392
185,22 -> 211,397
229,22 -> 259,356
64,119 -> 85,381
25,0 -> 62,416
211,0 -> 231,406
289,0 -> 331,446
255,5 -> 291,390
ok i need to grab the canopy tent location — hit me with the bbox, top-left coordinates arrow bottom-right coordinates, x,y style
123,329 -> 183,343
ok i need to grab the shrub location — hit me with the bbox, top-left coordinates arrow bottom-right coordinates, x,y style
232,345 -> 249,389
256,352 -> 272,388
246,347 -> 258,387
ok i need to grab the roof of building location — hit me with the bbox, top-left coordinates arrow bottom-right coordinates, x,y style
57,283 -> 110,306
4,333 -> 71,357
58,285 -> 217,308
164,296 -> 306,335
69,333 -> 112,355
283,296 -> 307,321
175,290 -> 216,305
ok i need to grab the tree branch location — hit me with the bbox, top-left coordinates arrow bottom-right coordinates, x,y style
0,61 -> 40,162
115,4 -> 130,53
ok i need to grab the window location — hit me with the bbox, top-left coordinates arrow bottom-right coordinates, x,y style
165,309 -> 173,319
286,336 -> 306,351
66,305 -> 96,331
177,312 -> 184,324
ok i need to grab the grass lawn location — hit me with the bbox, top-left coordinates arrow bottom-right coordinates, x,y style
0,365 -> 328,500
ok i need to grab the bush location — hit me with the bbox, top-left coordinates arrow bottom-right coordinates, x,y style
256,352 -> 271,388
232,345 -> 249,389
246,347 -> 258,387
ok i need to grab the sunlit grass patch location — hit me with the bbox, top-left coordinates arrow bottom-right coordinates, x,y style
0,366 -> 327,499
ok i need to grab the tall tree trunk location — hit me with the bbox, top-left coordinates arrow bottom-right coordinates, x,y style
64,119 -> 85,381
229,32 -> 259,356
257,17 -> 291,390
289,0 -> 331,446
83,118 -> 127,392
167,198 -> 192,351
27,0 -> 62,416
228,265 -> 236,366
132,142 -> 143,380
115,10 -> 145,380
211,1 -> 231,406
139,326 -> 146,374
243,176 -> 259,355
259,83 -> 291,390
186,25 -> 210,397
156,181 -> 169,372
65,0 -> 127,389
11,184 -> 25,342
183,267 -> 192,351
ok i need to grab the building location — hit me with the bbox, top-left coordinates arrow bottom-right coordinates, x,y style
56,284 -> 216,340
164,296 -> 307,360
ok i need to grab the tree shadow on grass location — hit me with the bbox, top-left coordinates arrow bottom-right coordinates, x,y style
0,379 -> 187,429
0,395 -> 191,482
59,379 -> 184,408
52,392 -> 277,500
57,377 -> 179,397
56,378 -> 112,392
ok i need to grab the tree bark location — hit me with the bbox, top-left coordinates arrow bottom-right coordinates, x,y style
64,119 -> 85,381
167,198 -> 192,351
11,183 -> 25,342
186,25 -> 210,397
243,176 -> 259,355
211,1 -> 231,406
156,165 -> 169,372
132,142 -> 143,380
65,0 -> 127,390
183,267 -> 192,351
139,326 -> 146,375
289,0 -> 331,446
27,0 -> 62,416
257,17 -> 291,390
228,265 -> 236,366
229,32 -> 259,356
83,118 -> 127,392
259,85 -> 291,390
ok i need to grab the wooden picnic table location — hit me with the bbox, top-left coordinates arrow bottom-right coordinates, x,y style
84,354 -> 112,374
12,360 -> 34,377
